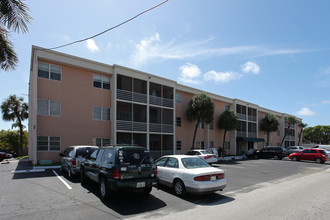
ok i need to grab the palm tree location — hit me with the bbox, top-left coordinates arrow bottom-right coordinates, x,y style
260,114 -> 279,146
0,0 -> 32,71
186,93 -> 214,149
217,109 -> 238,153
1,95 -> 28,156
297,122 -> 307,146
280,115 -> 298,147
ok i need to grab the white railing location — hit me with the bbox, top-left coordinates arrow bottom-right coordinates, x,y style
117,89 -> 147,104
237,131 -> 247,137
248,132 -> 257,138
117,120 -> 147,131
237,113 -> 246,120
248,115 -> 257,122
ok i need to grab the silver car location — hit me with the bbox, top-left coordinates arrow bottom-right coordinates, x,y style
59,145 -> 98,179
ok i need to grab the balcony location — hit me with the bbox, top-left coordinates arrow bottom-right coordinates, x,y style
248,115 -> 257,122
237,131 -> 247,137
248,132 -> 257,138
117,120 -> 147,132
149,95 -> 173,108
285,135 -> 296,141
117,89 -> 147,104
237,113 -> 246,120
150,123 -> 174,133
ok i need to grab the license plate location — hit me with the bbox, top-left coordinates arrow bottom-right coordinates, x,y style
211,176 -> 216,181
137,182 -> 145,188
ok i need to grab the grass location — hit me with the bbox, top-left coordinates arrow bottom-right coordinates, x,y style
16,156 -> 29,160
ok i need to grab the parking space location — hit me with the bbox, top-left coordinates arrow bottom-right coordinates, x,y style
1,158 -> 329,219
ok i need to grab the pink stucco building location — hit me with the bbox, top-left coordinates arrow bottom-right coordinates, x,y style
29,46 -> 300,164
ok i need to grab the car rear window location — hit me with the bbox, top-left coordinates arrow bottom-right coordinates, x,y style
200,150 -> 210,154
181,157 -> 210,169
119,148 -> 154,165
76,148 -> 97,158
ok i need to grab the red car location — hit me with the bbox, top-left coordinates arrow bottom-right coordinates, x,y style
289,148 -> 328,163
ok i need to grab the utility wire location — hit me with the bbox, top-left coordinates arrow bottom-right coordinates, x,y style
48,0 -> 169,50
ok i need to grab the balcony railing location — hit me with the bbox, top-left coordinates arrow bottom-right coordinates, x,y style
285,135 -> 296,141
248,115 -> 257,122
117,89 -> 147,104
149,95 -> 173,108
117,120 -> 147,131
237,131 -> 247,137
248,132 -> 257,138
150,123 -> 173,133
237,113 -> 246,120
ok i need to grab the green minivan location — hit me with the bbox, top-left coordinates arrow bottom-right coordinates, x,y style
80,146 -> 158,200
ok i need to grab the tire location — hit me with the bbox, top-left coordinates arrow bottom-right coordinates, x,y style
143,186 -> 152,197
315,158 -> 322,164
274,155 -> 279,160
80,168 -> 87,186
173,179 -> 186,197
292,156 -> 298,162
68,168 -> 73,179
99,177 -> 110,200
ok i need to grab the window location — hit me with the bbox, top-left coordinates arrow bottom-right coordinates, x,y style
96,149 -> 105,162
209,123 -> 213,130
176,141 -> 182,150
198,122 -> 205,129
197,141 -> 205,149
37,99 -> 61,116
93,74 -> 110,90
165,157 -> 178,168
176,117 -> 181,127
225,105 -> 231,111
38,62 -> 61,81
95,138 -> 111,147
37,136 -> 60,151
210,141 -> 214,148
103,149 -> 115,164
93,107 -> 110,120
176,93 -> 182,103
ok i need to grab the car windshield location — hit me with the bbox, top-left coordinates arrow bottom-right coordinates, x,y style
119,149 -> 154,165
76,148 -> 97,158
181,157 -> 211,169
319,150 -> 327,154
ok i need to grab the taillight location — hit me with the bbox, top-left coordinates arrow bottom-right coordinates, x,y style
194,173 -> 224,181
204,155 -> 211,159
155,166 -> 158,176
113,168 -> 120,179
71,158 -> 76,166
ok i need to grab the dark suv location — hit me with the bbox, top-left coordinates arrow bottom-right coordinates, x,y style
80,146 -> 158,200
255,147 -> 287,160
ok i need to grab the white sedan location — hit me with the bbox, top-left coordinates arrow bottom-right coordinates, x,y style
186,149 -> 218,164
155,155 -> 226,196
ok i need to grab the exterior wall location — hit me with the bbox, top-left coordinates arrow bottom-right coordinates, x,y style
29,46 -> 302,163
36,60 -> 112,163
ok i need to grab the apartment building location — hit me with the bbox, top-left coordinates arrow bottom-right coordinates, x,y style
29,46 -> 300,164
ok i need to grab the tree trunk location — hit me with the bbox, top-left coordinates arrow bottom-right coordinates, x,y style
280,124 -> 291,147
267,132 -> 270,146
222,129 -> 227,154
19,123 -> 23,156
191,120 -> 199,150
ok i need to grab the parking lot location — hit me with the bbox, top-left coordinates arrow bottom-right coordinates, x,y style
1,158 -> 329,219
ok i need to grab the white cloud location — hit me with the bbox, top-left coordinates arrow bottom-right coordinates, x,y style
178,63 -> 202,85
322,100 -> 330,104
130,33 -> 304,67
242,62 -> 260,74
86,39 -> 99,52
295,107 -> 316,116
203,71 -> 243,83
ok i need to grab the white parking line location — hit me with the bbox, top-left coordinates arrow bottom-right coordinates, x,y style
52,170 -> 72,190
11,169 -> 45,174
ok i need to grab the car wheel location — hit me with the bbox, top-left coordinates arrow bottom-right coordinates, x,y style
292,156 -> 298,161
143,186 -> 152,197
274,155 -> 279,160
99,177 -> 110,200
80,168 -> 87,186
174,179 -> 186,197
315,158 -> 322,164
68,168 -> 73,179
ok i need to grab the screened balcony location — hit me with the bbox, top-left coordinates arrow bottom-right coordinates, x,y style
117,102 -> 147,132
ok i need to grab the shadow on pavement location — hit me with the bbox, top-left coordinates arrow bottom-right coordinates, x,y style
157,184 -> 235,206
81,181 -> 167,216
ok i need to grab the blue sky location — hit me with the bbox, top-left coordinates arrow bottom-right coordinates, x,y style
1,0 -> 330,130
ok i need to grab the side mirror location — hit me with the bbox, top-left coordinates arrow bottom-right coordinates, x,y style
85,154 -> 91,160
59,153 -> 64,157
